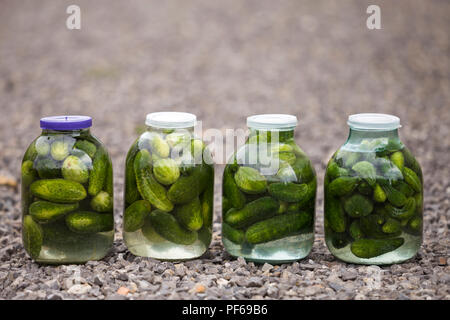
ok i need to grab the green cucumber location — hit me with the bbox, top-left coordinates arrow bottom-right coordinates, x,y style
90,191 -> 113,212
134,149 -> 174,212
343,194 -> 373,218
148,210 -> 197,245
62,155 -> 89,183
325,196 -> 346,233
88,148 -> 108,196
124,200 -> 151,232
65,211 -> 114,234
30,179 -> 86,203
222,223 -> 245,244
403,167 -> 422,192
327,177 -> 358,196
268,182 -> 308,203
125,140 -> 141,205
223,166 -> 246,209
173,197 -> 203,231
167,164 -> 211,205
234,166 -> 267,194
224,196 -> 279,229
23,215 -> 43,259
245,212 -> 312,244
29,201 -> 78,223
74,140 -> 97,159
351,238 -> 404,259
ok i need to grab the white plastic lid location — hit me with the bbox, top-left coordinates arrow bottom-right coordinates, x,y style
145,112 -> 197,128
247,114 -> 298,130
347,113 -> 401,131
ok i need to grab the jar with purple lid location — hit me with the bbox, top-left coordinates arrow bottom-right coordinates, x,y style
21,116 -> 114,264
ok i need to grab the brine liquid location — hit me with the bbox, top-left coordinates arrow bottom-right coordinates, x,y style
223,232 -> 314,264
326,232 -> 422,265
124,229 -> 210,261
35,231 -> 114,264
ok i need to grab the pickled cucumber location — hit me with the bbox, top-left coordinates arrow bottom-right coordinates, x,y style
147,210 -> 197,245
65,211 -> 113,234
29,201 -> 79,223
30,179 -> 87,203
351,238 -> 404,259
23,215 -> 43,259
124,200 -> 151,232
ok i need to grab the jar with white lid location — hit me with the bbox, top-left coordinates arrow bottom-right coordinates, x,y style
324,113 -> 423,264
123,112 -> 214,260
222,114 -> 316,263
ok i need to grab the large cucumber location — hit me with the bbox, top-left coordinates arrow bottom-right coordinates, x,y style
343,194 -> 373,218
65,211 -> 114,234
245,212 -> 312,244
125,140 -> 141,205
30,179 -> 86,203
148,210 -> 197,245
173,197 -> 203,231
224,196 -> 279,229
325,196 -> 346,233
350,238 -> 404,259
327,177 -> 358,196
22,215 -> 43,259
134,149 -> 174,212
29,201 -> 79,223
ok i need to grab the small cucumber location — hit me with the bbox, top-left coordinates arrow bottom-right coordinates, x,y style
29,201 -> 79,223
327,177 -> 358,196
351,238 -> 404,259
74,140 -> 97,159
223,165 -> 246,209
385,197 -> 416,220
245,212 -> 312,244
222,223 -> 245,244
268,182 -> 308,203
234,166 -> 267,194
352,161 -> 376,187
390,151 -> 404,171
90,191 -> 113,212
201,184 -> 214,228
65,211 -> 114,234
343,194 -> 373,218
62,155 -> 89,183
167,164 -> 211,205
403,167 -> 422,193
88,148 -> 108,196
125,140 -> 141,205
382,218 -> 401,234
174,197 -> 203,231
349,220 -> 364,240
123,200 -> 151,232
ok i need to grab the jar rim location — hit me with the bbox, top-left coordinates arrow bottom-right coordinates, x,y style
347,113 -> 401,131
145,112 -> 197,128
40,115 -> 92,130
247,114 -> 298,130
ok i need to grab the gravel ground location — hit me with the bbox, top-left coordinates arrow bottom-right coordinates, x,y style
0,0 -> 448,300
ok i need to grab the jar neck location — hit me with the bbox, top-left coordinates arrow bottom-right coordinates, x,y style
146,125 -> 194,134
248,128 -> 295,143
41,128 -> 91,136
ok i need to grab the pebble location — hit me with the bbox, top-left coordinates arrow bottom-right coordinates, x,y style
68,284 -> 92,295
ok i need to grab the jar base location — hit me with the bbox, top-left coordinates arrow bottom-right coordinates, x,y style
223,232 -> 314,264
325,233 -> 421,265
34,231 -> 114,265
124,229 -> 209,261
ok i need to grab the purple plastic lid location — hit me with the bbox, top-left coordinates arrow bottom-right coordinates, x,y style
40,116 -> 92,130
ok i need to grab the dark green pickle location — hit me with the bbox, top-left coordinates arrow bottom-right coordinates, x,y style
21,116 -> 114,264
123,112 -> 214,260
222,114 -> 316,263
324,114 -> 423,264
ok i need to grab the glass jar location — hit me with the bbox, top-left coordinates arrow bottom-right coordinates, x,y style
123,112 -> 214,260
222,114 -> 316,263
324,113 -> 423,265
21,116 -> 114,264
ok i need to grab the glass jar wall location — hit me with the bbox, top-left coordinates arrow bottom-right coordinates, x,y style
222,114 -> 316,263
21,116 -> 114,264
324,113 -> 423,265
123,112 -> 214,260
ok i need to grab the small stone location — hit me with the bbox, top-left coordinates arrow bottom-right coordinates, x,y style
47,294 -> 63,300
193,284 -> 206,293
117,273 -> 128,281
117,287 -> 130,295
438,257 -> 447,266
68,284 -> 91,295
261,263 -> 273,272
93,276 -> 103,286
341,271 -> 358,281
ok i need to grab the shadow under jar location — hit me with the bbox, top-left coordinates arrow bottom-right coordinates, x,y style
324,113 -> 423,265
222,114 -> 316,263
21,116 -> 114,264
123,112 -> 214,260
